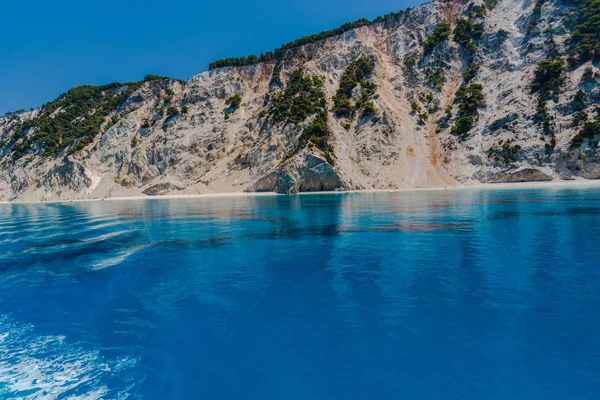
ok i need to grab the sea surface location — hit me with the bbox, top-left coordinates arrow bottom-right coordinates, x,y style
1,188 -> 599,399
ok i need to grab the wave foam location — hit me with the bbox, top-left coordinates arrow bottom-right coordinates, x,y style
0,315 -> 142,399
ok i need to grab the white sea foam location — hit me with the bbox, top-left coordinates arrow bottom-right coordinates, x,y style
0,315 -> 142,399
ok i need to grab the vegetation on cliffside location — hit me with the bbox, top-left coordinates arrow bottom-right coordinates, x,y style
208,9 -> 411,70
264,70 -> 335,164
571,0 -> 600,61
208,19 -> 372,70
532,59 -> 564,100
423,21 -> 451,54
571,108 -> 600,148
531,57 -> 564,146
453,18 -> 484,52
451,83 -> 485,139
1,76 -> 177,162
333,56 -> 377,118
265,71 -> 326,124
5,83 -> 141,160
299,111 -> 335,165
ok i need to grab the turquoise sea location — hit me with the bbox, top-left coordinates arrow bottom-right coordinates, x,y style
1,188 -> 599,399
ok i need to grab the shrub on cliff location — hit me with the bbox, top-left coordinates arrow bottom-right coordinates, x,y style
166,107 -> 180,117
453,19 -> 484,52
531,58 -> 564,99
571,121 -> 600,148
488,142 -> 522,163
300,111 -> 335,165
423,21 -> 451,54
462,63 -> 479,83
451,83 -> 484,139
225,94 -> 242,109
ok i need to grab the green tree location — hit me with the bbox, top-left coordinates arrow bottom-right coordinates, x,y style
451,83 -> 484,139
423,21 -> 451,54
453,19 -> 483,51
225,94 -> 242,109
166,107 -> 180,117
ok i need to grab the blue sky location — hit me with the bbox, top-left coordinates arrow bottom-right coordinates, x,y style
0,0 -> 423,113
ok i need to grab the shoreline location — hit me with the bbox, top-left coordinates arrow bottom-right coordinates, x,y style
2,179 -> 600,205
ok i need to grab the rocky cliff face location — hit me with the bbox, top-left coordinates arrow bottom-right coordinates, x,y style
1,0 -> 599,202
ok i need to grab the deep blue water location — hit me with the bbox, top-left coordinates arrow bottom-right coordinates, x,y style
1,188 -> 600,399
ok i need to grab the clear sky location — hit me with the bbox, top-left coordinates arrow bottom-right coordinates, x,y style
0,0 -> 423,113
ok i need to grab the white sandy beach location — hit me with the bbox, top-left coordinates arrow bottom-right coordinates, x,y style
3,179 -> 600,205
